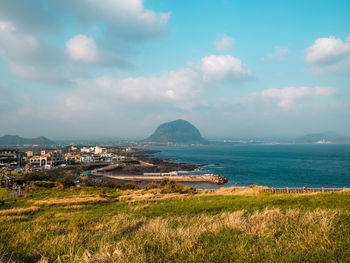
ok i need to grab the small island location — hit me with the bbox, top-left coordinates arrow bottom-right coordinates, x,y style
145,119 -> 208,144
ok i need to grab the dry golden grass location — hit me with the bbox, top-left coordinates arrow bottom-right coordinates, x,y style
0,215 -> 29,222
131,204 -> 151,211
119,186 -> 348,203
61,205 -> 85,210
118,186 -> 267,202
0,206 -> 40,216
118,188 -> 192,202
1,187 -> 349,262
201,185 -> 267,196
71,208 -> 340,263
11,208 -> 335,262
31,196 -> 108,205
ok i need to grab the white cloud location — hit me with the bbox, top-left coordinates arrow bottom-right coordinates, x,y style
306,36 -> 350,65
0,21 -> 37,55
0,21 -> 15,32
0,20 -> 70,84
214,34 -> 235,51
54,0 -> 171,40
92,68 -> 200,102
57,54 -> 252,118
306,36 -> 350,74
0,0 -> 171,83
269,46 -> 289,59
60,67 -> 201,118
262,87 -> 336,109
66,35 -> 99,63
201,55 -> 251,81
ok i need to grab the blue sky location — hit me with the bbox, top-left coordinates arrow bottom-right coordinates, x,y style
0,0 -> 349,139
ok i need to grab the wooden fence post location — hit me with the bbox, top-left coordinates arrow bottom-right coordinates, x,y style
322,187 -> 324,193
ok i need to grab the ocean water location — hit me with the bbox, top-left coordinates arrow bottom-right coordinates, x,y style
149,144 -> 350,189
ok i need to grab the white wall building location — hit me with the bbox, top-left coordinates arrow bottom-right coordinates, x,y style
94,146 -> 107,154
82,155 -> 94,163
80,147 -> 91,153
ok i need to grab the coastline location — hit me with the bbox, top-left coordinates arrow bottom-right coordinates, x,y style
102,173 -> 227,184
88,145 -> 350,189
137,144 -> 350,189
90,148 -> 228,186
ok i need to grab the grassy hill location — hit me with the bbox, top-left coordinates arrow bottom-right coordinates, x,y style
0,186 -> 349,262
145,119 -> 208,144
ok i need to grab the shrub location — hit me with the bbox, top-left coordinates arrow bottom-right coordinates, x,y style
34,182 -> 55,188
101,181 -> 121,189
24,173 -> 48,182
146,182 -> 159,190
160,180 -> 185,194
188,187 -> 197,195
121,183 -> 140,190
160,179 -> 170,187
60,177 -> 75,188
80,181 -> 94,187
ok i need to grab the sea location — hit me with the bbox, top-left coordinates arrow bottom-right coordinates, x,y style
149,144 -> 350,189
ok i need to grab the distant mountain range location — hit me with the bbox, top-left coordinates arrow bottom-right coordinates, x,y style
222,132 -> 350,144
145,119 -> 208,144
0,135 -> 56,146
295,132 -> 349,143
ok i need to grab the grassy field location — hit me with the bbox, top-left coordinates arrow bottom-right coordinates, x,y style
0,188 -> 10,198
0,186 -> 349,262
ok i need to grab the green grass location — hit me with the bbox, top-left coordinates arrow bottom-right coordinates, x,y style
0,187 -> 349,262
133,193 -> 350,218
0,188 -> 10,198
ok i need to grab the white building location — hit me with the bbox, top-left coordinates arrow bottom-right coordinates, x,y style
80,147 -> 91,153
29,151 -> 65,168
94,146 -> 107,154
82,155 -> 94,163
144,171 -> 178,176
100,152 -> 112,158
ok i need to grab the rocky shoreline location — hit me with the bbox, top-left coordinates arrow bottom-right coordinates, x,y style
94,149 -> 228,185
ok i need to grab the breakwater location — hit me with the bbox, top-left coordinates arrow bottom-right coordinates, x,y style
99,173 -> 228,184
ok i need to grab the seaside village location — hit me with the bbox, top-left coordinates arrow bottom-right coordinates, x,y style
0,146 -> 133,170
0,146 -> 134,186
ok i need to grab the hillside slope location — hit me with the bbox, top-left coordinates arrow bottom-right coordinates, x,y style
0,187 -> 349,262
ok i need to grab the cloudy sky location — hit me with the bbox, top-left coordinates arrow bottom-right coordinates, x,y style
0,0 -> 350,139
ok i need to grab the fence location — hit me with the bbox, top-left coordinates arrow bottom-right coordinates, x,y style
263,187 -> 347,193
0,190 -> 26,201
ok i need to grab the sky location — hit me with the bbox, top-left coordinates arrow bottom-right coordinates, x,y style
0,0 -> 350,140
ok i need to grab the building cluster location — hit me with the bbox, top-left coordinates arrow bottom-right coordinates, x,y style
0,150 -> 25,167
0,146 -> 132,171
143,171 -> 178,176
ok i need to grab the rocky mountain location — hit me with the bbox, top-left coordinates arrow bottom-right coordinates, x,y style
0,135 -> 56,146
145,119 -> 208,144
